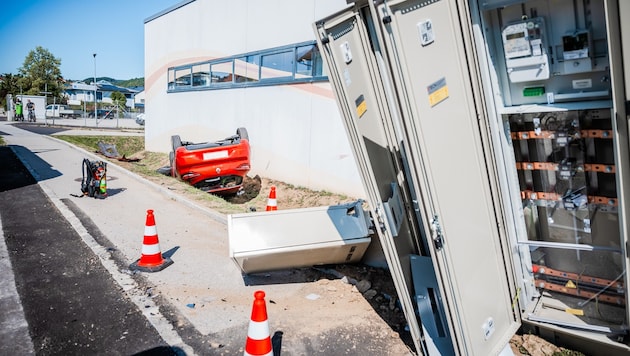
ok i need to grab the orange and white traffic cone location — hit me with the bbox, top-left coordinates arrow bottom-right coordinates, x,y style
265,186 -> 277,211
130,209 -> 173,272
244,290 -> 273,356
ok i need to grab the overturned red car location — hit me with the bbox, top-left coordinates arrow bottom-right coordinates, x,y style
170,127 -> 251,195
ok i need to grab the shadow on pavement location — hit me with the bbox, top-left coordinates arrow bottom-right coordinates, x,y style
13,122 -> 71,135
104,187 -> 126,197
0,146 -> 37,192
241,267 -> 328,286
132,345 -> 186,355
162,246 -> 180,259
272,331 -> 284,356
7,145 -> 62,182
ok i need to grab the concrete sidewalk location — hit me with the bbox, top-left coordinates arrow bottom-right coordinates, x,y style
0,121 -> 412,355
8,115 -> 144,130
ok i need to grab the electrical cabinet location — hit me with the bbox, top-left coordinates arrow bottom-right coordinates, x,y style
314,0 -> 630,355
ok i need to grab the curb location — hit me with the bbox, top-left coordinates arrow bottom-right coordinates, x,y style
44,134 -> 228,225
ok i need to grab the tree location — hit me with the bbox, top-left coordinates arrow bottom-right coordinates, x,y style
17,46 -> 63,103
0,73 -> 22,107
110,91 -> 127,109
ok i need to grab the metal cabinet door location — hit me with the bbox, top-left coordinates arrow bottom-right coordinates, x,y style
369,0 -> 520,354
314,6 -> 449,355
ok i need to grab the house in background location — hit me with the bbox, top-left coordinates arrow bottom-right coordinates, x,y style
94,80 -> 139,108
132,88 -> 145,112
64,82 -> 97,106
63,80 -> 139,108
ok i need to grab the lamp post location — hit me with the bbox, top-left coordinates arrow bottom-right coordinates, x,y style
93,53 -> 97,127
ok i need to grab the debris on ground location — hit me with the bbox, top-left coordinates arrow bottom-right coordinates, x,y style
97,141 -> 141,162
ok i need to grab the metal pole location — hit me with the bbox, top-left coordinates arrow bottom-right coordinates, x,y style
44,82 -> 48,126
52,95 -> 56,126
93,53 -> 97,128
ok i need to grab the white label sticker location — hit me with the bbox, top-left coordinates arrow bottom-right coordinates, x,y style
418,19 -> 435,46
482,317 -> 495,340
203,150 -> 228,160
572,79 -> 593,89
340,41 -> 353,64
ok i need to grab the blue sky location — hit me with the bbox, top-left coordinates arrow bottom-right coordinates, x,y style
0,0 -> 181,81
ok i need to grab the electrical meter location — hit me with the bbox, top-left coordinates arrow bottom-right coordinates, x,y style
502,17 -> 550,83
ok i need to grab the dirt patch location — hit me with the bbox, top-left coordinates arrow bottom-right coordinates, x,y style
224,174 -> 355,211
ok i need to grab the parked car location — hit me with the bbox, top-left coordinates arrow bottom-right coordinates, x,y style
135,113 -> 145,125
170,127 -> 250,195
45,104 -> 82,118
88,109 -> 114,119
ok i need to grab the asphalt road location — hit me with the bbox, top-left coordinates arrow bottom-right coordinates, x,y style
0,146 -> 179,355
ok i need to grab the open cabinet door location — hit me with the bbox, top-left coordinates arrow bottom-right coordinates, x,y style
314,6 -> 446,355
315,0 -> 520,355
369,0 -> 521,354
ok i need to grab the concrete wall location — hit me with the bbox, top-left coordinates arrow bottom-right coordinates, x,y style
15,95 -> 46,121
144,0 -> 366,198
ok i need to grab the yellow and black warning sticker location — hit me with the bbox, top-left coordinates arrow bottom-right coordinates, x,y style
355,94 -> 367,118
427,77 -> 449,107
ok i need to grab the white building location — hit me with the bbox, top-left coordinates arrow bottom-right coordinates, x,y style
134,89 -> 145,110
65,82 -> 97,106
144,0 -> 364,197
64,81 -> 138,108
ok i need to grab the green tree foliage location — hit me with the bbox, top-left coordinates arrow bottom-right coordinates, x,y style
0,73 -> 22,107
82,77 -> 144,88
110,91 -> 127,108
18,46 -> 63,103
115,77 -> 144,88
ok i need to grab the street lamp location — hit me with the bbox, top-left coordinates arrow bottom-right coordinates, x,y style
93,53 -> 97,125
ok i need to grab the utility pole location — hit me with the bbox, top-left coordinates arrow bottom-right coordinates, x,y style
41,82 -> 52,126
93,53 -> 97,127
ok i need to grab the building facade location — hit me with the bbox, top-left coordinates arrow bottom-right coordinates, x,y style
65,81 -> 138,108
144,0 -> 365,197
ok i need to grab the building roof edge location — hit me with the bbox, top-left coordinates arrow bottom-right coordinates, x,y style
144,0 -> 195,24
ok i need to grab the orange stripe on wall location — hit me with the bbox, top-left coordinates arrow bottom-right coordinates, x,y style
145,58 -> 335,99
291,83 -> 335,99
145,56 -> 214,92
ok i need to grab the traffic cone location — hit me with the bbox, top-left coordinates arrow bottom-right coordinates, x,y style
244,290 -> 273,356
265,186 -> 277,211
130,210 -> 173,272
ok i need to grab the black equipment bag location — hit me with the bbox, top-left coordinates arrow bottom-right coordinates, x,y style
80,159 -> 107,199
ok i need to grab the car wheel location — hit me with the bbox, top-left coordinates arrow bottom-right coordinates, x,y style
171,135 -> 182,152
169,151 -> 176,177
237,127 -> 249,141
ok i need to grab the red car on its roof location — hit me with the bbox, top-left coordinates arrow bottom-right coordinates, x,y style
170,127 -> 251,195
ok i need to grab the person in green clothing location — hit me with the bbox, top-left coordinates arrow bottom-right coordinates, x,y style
14,99 -> 23,121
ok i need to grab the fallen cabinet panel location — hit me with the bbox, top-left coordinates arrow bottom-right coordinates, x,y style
228,200 -> 372,274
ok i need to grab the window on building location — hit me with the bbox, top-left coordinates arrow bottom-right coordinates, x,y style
234,55 -> 260,83
296,44 -> 325,78
168,69 -> 176,90
211,61 -> 233,83
175,68 -> 191,88
193,63 -> 210,87
167,41 -> 327,92
260,50 -> 294,80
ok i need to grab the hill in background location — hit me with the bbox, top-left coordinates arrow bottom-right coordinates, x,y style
80,77 -> 144,88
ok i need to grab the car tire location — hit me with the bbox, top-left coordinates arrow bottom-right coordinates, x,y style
237,127 -> 249,141
171,135 -> 182,152
169,151 -> 176,177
